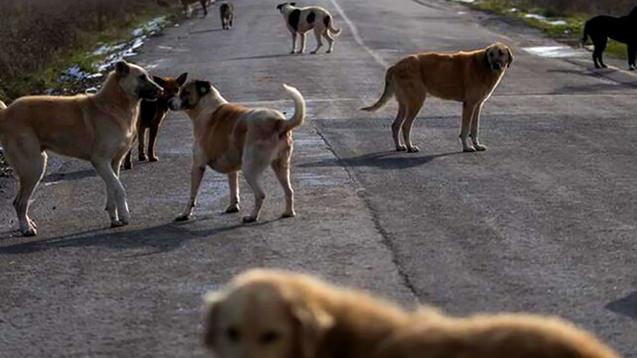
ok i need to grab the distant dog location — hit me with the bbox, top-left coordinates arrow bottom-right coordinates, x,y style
181,0 -> 210,17
203,269 -> 413,358
220,2 -> 234,30
0,61 -> 162,236
124,72 -> 187,170
582,6 -> 637,70
276,2 -> 342,54
362,43 -> 513,153
203,269 -> 618,358
168,81 -> 305,223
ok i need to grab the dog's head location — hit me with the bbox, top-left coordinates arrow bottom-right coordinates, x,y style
485,43 -> 513,72
114,61 -> 163,101
203,270 -> 335,358
151,73 -> 188,105
276,2 -> 296,12
629,6 -> 637,18
168,79 -> 214,111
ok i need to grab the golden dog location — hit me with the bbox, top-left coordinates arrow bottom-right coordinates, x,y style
168,81 -> 305,223
203,270 -> 618,358
362,42 -> 513,153
0,61 -> 162,236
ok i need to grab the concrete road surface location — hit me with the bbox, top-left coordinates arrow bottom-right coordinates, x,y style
1,0 -> 636,356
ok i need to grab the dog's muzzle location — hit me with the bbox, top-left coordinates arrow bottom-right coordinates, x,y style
168,97 -> 182,111
139,86 -> 163,102
491,63 -> 502,71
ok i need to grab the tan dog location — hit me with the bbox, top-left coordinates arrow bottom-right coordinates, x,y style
203,270 -> 618,358
374,311 -> 620,358
362,43 -> 513,153
168,81 -> 305,223
0,61 -> 162,236
202,269 -> 413,358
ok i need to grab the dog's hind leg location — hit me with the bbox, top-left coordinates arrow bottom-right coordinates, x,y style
470,101 -> 487,151
401,98 -> 425,153
311,28 -> 323,54
123,149 -> 133,170
392,103 -> 407,152
6,138 -> 46,236
272,149 -> 295,218
299,32 -> 307,54
225,171 -> 240,213
290,32 -> 298,54
592,37 -> 608,68
628,43 -> 636,70
324,29 -> 335,53
242,147 -> 271,223
176,162 -> 206,221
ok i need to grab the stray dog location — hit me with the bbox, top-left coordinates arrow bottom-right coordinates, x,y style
203,270 -> 617,358
220,2 -> 234,30
362,43 -> 513,153
276,2 -> 342,54
203,269 -> 413,358
181,0 -> 210,17
374,312 -> 619,358
123,72 -> 188,170
582,6 -> 637,70
168,81 -> 305,223
0,61 -> 162,236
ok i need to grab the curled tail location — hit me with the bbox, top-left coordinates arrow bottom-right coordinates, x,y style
581,21 -> 590,47
361,67 -> 395,112
324,15 -> 342,36
0,100 -> 6,110
281,84 -> 306,132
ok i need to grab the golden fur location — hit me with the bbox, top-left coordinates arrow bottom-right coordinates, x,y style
362,42 -> 513,153
0,61 -> 161,236
203,270 -> 618,358
169,81 -> 305,223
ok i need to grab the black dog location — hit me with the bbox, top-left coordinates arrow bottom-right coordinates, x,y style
582,6 -> 637,70
220,2 -> 234,30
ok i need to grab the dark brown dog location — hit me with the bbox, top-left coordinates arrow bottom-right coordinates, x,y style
124,73 -> 187,170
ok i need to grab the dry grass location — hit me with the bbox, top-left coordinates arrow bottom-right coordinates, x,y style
0,0 -> 168,100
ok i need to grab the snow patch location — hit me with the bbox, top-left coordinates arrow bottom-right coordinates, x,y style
524,13 -> 567,26
523,46 -> 585,58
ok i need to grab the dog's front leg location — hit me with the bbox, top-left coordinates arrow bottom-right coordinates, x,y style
299,32 -> 307,54
470,101 -> 487,151
94,160 -> 129,227
628,43 -> 636,70
290,31 -> 297,54
460,101 -> 478,152
225,171 -> 240,213
176,164 -> 206,221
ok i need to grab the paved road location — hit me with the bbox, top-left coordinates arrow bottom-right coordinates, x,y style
1,0 -> 636,356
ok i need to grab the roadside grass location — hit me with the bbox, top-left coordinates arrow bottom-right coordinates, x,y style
0,6 -> 176,101
460,0 -> 627,61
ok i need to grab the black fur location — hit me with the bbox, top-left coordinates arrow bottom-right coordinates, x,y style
289,9 -> 301,31
582,6 -> 637,70
220,2 -> 234,30
306,12 -> 316,24
323,15 -> 331,27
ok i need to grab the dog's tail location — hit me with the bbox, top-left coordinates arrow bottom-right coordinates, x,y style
0,100 -> 6,111
325,15 -> 342,36
361,66 -> 395,112
281,84 -> 306,132
581,21 -> 590,47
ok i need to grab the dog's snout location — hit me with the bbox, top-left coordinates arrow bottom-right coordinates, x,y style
168,97 -> 181,110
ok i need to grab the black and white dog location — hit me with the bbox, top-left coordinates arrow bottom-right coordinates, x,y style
276,2 -> 342,54
220,2 -> 234,30
582,6 -> 637,70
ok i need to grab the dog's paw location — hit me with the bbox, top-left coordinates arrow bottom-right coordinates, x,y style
242,216 -> 257,223
225,204 -> 240,214
474,144 -> 487,151
149,156 -> 159,162
396,145 -> 408,152
327,49 -> 333,54
174,214 -> 191,222
21,227 -> 37,237
630,66 -> 636,71
139,154 -> 148,162
463,146 -> 477,153
123,163 -> 132,170
281,211 -> 296,218
110,220 -> 126,228
407,146 -> 420,153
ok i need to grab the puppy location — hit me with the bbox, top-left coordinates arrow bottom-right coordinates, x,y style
276,2 -> 342,54
374,312 -> 620,358
168,81 -> 305,223
124,72 -> 187,170
362,43 -> 513,153
220,2 -> 234,30
0,61 -> 162,236
582,6 -> 637,70
202,269 -> 413,358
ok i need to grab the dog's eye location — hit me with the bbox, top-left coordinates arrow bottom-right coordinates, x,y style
260,331 -> 280,345
226,327 -> 240,342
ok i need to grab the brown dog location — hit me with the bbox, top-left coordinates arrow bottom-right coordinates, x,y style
362,42 -> 513,153
168,81 -> 305,223
203,269 -> 413,358
0,61 -> 162,236
203,270 -> 618,358
123,72 -> 187,170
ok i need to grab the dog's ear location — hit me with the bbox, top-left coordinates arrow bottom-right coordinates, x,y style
276,3 -> 284,11
176,73 -> 188,86
115,61 -> 130,76
196,80 -> 212,96
152,76 -> 166,87
506,47 -> 514,68
292,303 -> 334,358
290,2 -> 296,6
203,291 -> 224,349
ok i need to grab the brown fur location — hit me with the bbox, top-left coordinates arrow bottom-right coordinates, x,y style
169,81 -> 305,223
0,61 -> 161,236
362,42 -> 513,153
203,270 -> 618,358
